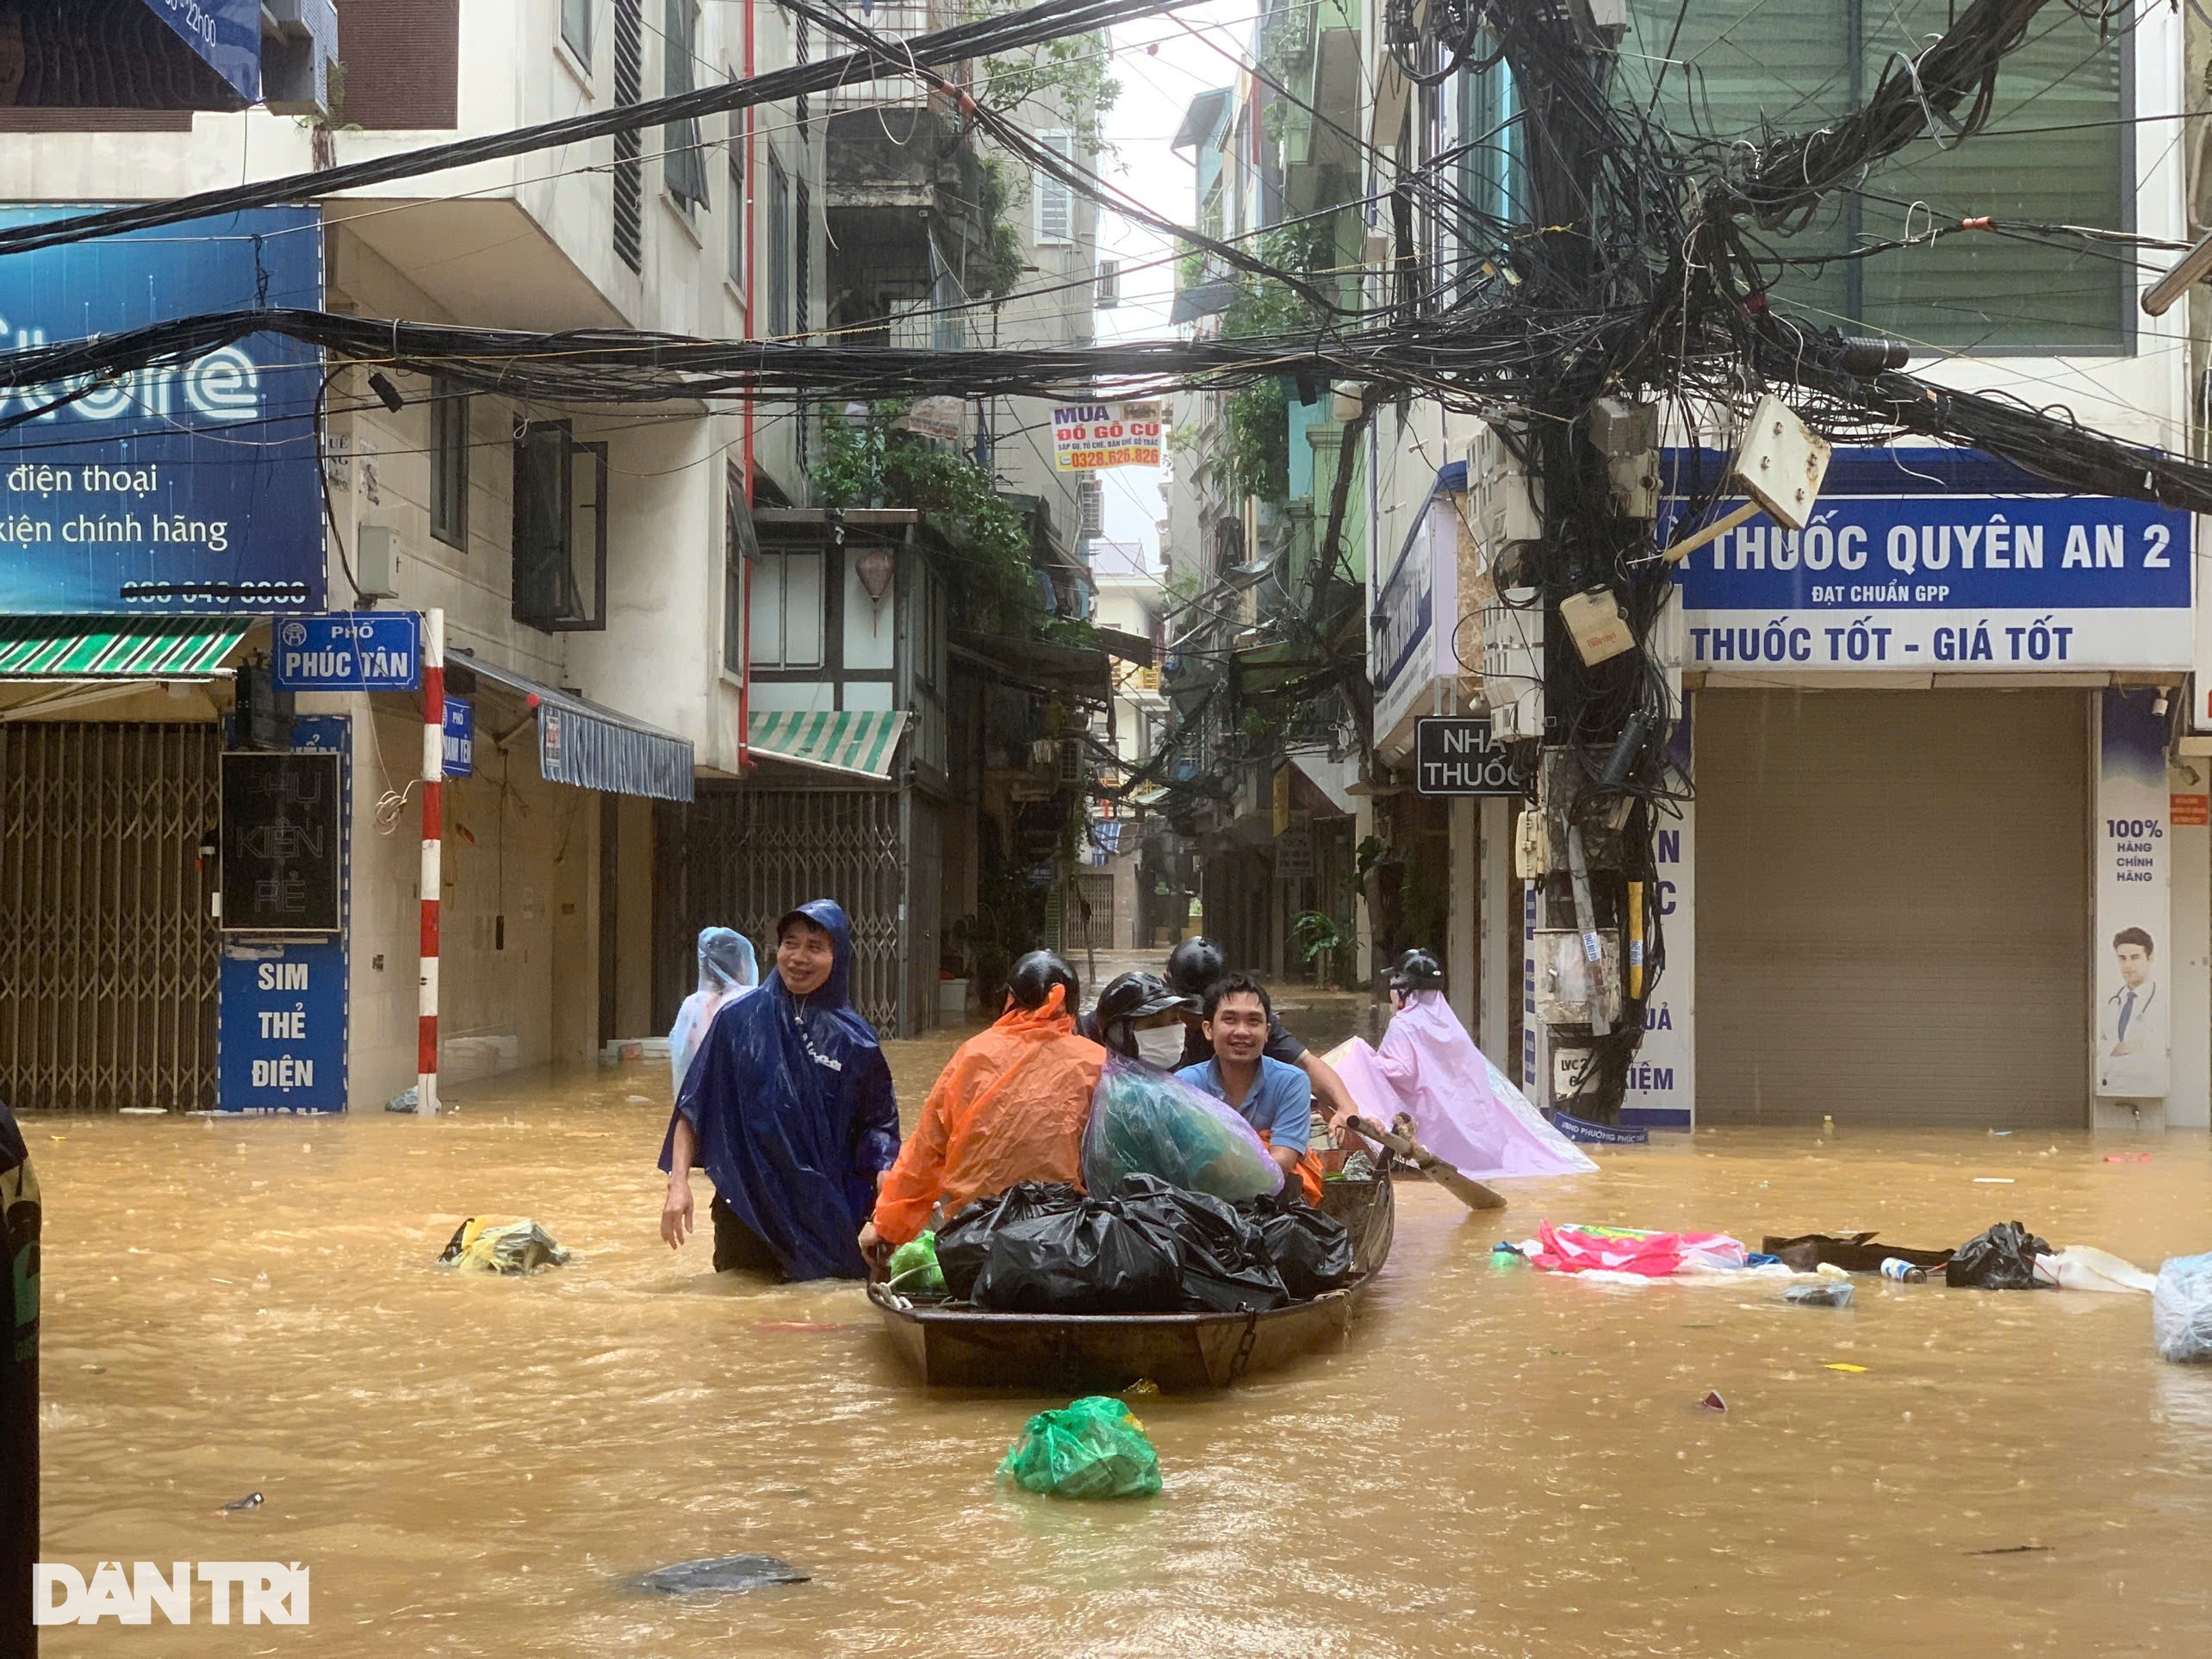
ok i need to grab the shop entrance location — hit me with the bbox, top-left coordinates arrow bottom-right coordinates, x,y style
1697,687 -> 2089,1128
0,723 -> 220,1110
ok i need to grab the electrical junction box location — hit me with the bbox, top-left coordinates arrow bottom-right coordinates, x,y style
1589,397 -> 1657,457
1534,928 -> 1624,1028
1592,397 -> 1660,519
1515,808 -> 1547,879
1479,585 -> 1544,739
1561,587 -> 1634,667
1735,393 -> 1831,531
1467,423 -> 1544,578
354,524 -> 401,600
1608,451 -> 1661,519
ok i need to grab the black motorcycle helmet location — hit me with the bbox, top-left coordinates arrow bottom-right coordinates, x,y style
1390,948 -> 1445,994
1092,971 -> 1199,1059
1165,935 -> 1227,1000
1006,950 -> 1079,1012
1095,971 -> 1196,1028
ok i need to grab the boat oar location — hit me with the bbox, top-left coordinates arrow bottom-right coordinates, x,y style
1344,1115 -> 1507,1211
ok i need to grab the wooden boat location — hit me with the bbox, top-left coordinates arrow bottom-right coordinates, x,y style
868,1175 -> 1395,1392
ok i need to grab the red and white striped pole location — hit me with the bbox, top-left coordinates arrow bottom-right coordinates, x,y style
418,606 -> 444,1116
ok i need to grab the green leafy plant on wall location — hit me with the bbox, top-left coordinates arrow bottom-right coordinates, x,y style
812,401 -> 1042,635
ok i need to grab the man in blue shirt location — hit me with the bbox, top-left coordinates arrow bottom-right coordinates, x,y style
1177,973 -> 1323,1202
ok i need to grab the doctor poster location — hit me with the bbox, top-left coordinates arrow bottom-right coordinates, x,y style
2095,689 -> 2170,1098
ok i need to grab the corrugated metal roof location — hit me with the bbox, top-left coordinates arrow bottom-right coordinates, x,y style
0,617 -> 248,678
747,710 -> 908,780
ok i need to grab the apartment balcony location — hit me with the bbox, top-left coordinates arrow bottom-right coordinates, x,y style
823,1 -> 989,349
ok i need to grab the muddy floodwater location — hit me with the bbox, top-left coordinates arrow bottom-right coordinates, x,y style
28,1022 -> 2212,1656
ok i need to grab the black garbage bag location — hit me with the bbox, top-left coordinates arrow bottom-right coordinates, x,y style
1244,1190 -> 1356,1299
944,1181 -> 1186,1314
935,1182 -> 1083,1301
1113,1175 -> 1289,1314
1946,1221 -> 2054,1290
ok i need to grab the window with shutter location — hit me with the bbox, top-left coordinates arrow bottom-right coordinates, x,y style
1036,131 -> 1074,244
1095,258 -> 1120,308
1619,0 -> 2125,351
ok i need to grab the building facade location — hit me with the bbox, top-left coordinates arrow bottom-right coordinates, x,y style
1355,1 -> 2208,1131
0,0 -> 817,1109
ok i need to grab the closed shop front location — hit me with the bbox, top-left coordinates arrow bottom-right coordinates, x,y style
0,721 -> 221,1111
1697,687 -> 2088,1127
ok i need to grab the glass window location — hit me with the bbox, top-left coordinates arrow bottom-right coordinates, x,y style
767,157 -> 792,337
562,0 -> 592,64
724,463 -> 755,675
430,376 -> 469,550
749,549 -> 825,668
1620,0 -> 2126,351
512,421 -> 608,631
727,112 -> 747,291
662,0 -> 709,211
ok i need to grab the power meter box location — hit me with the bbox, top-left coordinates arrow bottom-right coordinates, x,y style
1561,587 -> 1635,667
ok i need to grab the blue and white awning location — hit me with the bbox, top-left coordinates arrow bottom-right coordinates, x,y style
456,655 -> 694,803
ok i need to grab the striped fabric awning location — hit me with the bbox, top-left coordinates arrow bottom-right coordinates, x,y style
0,617 -> 249,678
748,710 -> 909,779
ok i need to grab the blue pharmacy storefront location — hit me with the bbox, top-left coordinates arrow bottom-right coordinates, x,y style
0,203 -> 326,1113
1628,446 -> 2203,1134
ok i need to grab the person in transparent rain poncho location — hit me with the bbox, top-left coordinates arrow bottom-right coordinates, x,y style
668,926 -> 759,1098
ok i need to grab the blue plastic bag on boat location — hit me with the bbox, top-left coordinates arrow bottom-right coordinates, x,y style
1081,1053 -> 1283,1203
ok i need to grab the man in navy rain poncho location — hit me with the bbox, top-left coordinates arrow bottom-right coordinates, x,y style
659,900 -> 901,1280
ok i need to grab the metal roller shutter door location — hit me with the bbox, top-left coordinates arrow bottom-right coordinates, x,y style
1698,688 -> 2087,1128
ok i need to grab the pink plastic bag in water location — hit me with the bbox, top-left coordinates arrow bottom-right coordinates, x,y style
1529,1221 -> 1748,1277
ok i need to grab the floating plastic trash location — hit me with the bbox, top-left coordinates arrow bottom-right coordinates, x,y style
997,1396 -> 1162,1500
437,1218 -> 569,1275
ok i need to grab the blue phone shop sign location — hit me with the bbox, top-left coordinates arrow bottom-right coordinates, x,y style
0,204 -> 324,614
1665,447 -> 2192,674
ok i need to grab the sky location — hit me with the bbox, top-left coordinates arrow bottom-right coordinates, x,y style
1083,3 -> 1260,573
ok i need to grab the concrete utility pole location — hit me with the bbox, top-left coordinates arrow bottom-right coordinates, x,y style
1497,2 -> 1649,1119
418,607 -> 444,1117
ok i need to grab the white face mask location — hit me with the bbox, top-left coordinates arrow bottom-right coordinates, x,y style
1134,1026 -> 1186,1067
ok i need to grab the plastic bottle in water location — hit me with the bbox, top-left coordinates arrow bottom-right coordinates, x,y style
1880,1257 -> 1928,1283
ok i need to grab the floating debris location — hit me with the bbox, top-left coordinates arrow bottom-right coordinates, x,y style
631,1555 -> 809,1596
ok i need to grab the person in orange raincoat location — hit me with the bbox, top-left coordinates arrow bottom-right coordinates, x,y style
859,951 -> 1106,1262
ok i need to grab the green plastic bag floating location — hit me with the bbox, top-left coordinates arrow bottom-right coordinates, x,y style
997,1396 -> 1162,1500
885,1230 -> 945,1296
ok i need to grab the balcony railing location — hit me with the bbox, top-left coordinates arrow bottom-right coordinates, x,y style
826,0 -> 968,110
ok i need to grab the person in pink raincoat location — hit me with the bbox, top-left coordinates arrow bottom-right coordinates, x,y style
1333,949 -> 1595,1181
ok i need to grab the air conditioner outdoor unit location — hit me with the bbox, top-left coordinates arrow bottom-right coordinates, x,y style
263,0 -> 339,120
